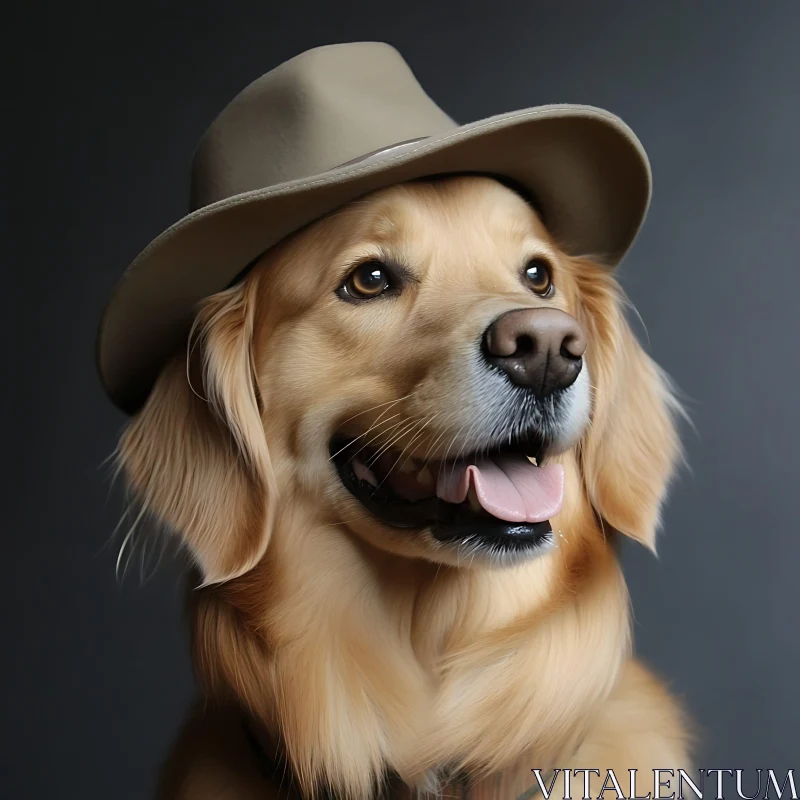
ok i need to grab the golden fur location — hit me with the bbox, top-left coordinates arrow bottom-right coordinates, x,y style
119,177 -> 690,798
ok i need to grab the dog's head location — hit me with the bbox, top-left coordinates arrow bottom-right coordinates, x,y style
120,176 -> 680,584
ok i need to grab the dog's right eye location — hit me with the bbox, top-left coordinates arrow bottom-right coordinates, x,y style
338,261 -> 392,301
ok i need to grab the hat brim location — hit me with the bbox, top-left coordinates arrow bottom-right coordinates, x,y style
98,104 -> 651,414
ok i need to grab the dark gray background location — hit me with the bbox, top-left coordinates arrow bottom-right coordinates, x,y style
3,1 -> 798,797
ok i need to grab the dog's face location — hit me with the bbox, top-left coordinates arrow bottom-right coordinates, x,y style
255,177 -> 591,567
121,176 -> 680,583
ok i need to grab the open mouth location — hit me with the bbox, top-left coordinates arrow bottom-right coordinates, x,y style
330,430 -> 564,556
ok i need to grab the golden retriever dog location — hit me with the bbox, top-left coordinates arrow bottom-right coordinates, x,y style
118,175 -> 690,799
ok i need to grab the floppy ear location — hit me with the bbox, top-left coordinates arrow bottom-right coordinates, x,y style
118,278 -> 277,584
576,261 -> 682,551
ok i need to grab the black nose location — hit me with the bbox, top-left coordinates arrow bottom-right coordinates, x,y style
482,308 -> 587,396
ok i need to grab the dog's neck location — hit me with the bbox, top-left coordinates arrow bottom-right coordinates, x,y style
192,501 -> 627,798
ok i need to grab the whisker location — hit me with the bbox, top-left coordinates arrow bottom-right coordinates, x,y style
327,412 -> 403,461
333,393 -> 412,431
343,419 -> 407,466
374,416 -> 434,491
395,412 -> 441,471
437,425 -> 467,484
338,398 -> 416,460
448,417 -> 482,483
418,425 -> 450,471
367,417 -> 424,467
327,513 -> 374,528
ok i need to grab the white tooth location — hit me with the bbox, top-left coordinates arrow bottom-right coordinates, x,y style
527,456 -> 538,466
417,466 -> 434,487
468,486 -> 482,513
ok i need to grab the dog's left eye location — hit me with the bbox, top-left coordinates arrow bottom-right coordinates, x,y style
338,261 -> 392,301
523,258 -> 553,296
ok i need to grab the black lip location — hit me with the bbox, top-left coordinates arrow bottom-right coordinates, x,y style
330,436 -> 553,548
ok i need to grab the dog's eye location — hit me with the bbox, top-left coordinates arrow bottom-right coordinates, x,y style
523,258 -> 553,296
340,261 -> 392,301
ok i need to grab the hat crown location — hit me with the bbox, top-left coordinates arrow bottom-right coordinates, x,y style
190,42 -> 456,210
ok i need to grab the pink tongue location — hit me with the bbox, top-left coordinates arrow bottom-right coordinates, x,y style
436,453 -> 564,522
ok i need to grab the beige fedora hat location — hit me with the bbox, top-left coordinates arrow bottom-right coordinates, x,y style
97,41 -> 651,414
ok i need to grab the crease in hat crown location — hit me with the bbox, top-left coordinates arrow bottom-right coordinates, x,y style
98,40 -> 651,415
190,42 -> 457,211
